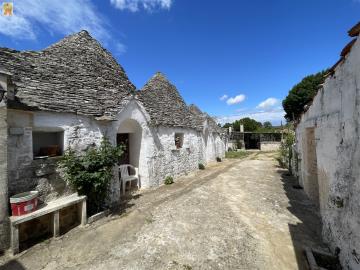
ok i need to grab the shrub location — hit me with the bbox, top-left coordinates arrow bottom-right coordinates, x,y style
164,176 -> 174,185
278,132 -> 295,168
227,147 -> 233,152
198,163 -> 205,170
59,138 -> 124,216
216,157 -> 222,162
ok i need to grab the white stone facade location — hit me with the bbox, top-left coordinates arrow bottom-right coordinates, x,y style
295,37 -> 360,269
6,98 -> 226,208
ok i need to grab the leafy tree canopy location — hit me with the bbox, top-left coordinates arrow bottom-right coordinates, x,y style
223,118 -> 281,132
282,70 -> 327,121
223,117 -> 262,132
238,117 -> 262,131
263,121 -> 272,129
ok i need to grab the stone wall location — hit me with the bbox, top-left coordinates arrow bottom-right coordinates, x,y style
147,127 -> 202,186
295,37 -> 360,269
111,100 -> 226,188
204,132 -> 224,163
7,110 -> 106,203
0,73 -> 9,251
260,142 -> 281,151
18,204 -> 80,250
7,99 -> 226,207
0,106 -> 9,252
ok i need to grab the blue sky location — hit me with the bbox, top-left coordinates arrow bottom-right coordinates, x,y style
0,0 -> 359,125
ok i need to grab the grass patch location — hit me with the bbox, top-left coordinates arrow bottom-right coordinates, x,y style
225,151 -> 251,159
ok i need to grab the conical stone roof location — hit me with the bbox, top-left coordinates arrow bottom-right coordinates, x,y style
137,72 -> 200,129
0,30 -> 135,116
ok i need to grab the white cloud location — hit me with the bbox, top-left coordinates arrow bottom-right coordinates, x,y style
219,94 -> 228,101
115,42 -> 127,55
257,97 -> 279,109
0,0 -> 110,42
110,0 -> 172,12
217,108 -> 285,126
226,94 -> 246,105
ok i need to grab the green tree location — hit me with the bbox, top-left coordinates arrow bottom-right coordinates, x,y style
282,70 -> 327,121
239,117 -> 262,132
222,118 -> 262,132
263,121 -> 273,129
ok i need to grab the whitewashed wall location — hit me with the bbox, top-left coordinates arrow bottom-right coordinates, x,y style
7,109 -> 109,203
112,100 -> 226,187
146,127 -> 202,187
295,37 -> 360,269
110,100 -> 153,188
7,99 -> 226,208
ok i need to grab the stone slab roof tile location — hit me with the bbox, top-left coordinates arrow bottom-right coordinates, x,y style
0,30 -> 135,116
189,104 -> 206,128
137,73 -> 201,129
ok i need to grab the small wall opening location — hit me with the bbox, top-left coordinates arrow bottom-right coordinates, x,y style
175,133 -> 184,149
33,130 -> 64,159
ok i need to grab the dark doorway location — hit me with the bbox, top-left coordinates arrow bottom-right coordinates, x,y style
304,127 -> 319,209
117,133 -> 130,165
244,133 -> 260,150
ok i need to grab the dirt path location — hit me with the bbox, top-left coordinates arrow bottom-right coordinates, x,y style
0,152 -> 326,270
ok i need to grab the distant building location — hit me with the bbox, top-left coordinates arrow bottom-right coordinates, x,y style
228,131 -> 282,151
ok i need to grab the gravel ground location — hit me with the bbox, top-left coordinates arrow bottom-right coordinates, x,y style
0,152 -> 326,270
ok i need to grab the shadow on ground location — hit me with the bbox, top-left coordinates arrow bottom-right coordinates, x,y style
276,167 -> 328,270
0,260 -> 26,270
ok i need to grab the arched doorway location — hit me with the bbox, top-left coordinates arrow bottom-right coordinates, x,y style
117,119 -> 142,167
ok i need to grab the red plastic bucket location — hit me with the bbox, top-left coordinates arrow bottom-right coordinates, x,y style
10,191 -> 39,216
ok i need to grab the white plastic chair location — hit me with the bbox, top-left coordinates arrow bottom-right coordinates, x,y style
119,164 -> 140,195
